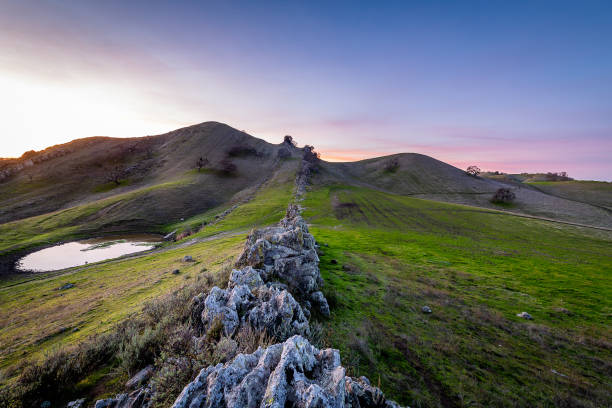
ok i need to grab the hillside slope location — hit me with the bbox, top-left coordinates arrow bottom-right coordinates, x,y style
0,122 -> 296,225
317,154 -> 612,229
526,180 -> 612,210
0,123 -> 303,269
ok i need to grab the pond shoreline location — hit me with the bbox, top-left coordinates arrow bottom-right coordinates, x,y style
0,231 -> 164,276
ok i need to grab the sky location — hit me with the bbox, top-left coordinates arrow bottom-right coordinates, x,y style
1,1 -> 611,180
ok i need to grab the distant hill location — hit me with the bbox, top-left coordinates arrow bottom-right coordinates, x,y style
314,153 -> 612,229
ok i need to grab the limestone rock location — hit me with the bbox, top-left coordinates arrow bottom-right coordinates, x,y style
125,365 -> 154,390
172,335 -> 401,408
200,283 -> 309,339
163,230 -> 177,241
66,399 -> 85,408
234,204 -> 330,317
94,387 -> 151,408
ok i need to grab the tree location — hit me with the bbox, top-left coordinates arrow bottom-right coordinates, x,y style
491,188 -> 516,204
303,145 -> 320,163
196,156 -> 209,172
283,135 -> 297,147
466,165 -> 481,177
105,165 -> 126,185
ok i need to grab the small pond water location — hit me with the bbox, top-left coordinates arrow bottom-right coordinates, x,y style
16,234 -> 162,272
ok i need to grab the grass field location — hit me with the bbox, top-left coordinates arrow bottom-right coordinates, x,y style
304,185 -> 612,407
0,174 -> 196,259
2,163 -> 611,407
0,165 -> 297,385
0,234 -> 244,374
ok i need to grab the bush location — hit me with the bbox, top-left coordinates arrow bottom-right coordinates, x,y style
384,157 -> 399,173
491,188 -> 516,204
2,258 -> 233,407
226,145 -> 258,157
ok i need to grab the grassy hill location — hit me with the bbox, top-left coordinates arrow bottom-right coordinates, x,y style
0,123 -> 301,272
527,180 -> 612,210
1,124 -> 611,407
319,154 -> 612,229
304,185 -> 612,407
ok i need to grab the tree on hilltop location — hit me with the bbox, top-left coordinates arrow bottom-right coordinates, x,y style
466,165 -> 481,177
283,135 -> 297,147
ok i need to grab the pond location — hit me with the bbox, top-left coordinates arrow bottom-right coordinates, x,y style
16,234 -> 162,272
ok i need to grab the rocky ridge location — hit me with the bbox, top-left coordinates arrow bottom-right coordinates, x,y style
91,158 -> 402,408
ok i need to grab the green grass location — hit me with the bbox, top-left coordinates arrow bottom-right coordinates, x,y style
184,167 -> 296,239
0,234 -> 244,374
304,185 -> 612,407
92,180 -> 131,193
0,163 -> 298,384
0,174 -> 197,257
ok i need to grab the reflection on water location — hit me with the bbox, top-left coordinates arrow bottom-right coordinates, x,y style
16,234 -> 161,272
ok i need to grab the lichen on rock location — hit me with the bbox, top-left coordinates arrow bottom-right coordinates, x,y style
172,335 -> 401,408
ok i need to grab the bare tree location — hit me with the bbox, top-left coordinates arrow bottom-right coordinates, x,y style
196,156 -> 209,172
466,165 -> 481,177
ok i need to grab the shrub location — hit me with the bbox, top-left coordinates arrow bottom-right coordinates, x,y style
118,326 -> 163,375
491,188 -> 516,204
234,324 -> 274,354
384,157 -> 400,173
226,145 -> 258,157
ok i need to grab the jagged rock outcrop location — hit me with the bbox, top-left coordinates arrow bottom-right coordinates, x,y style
200,268 -> 310,339
234,204 -> 330,318
195,203 -> 329,341
172,335 -> 400,408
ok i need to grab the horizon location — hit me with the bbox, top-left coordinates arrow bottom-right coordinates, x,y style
1,1 -> 611,180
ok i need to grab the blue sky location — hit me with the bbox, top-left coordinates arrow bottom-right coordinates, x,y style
1,0 -> 611,179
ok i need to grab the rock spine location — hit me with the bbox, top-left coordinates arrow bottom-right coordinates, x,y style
172,158 -> 402,408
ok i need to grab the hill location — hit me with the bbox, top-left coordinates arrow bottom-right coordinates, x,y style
0,123 -> 301,271
317,154 -> 612,229
526,180 -> 612,210
1,123 -> 611,407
